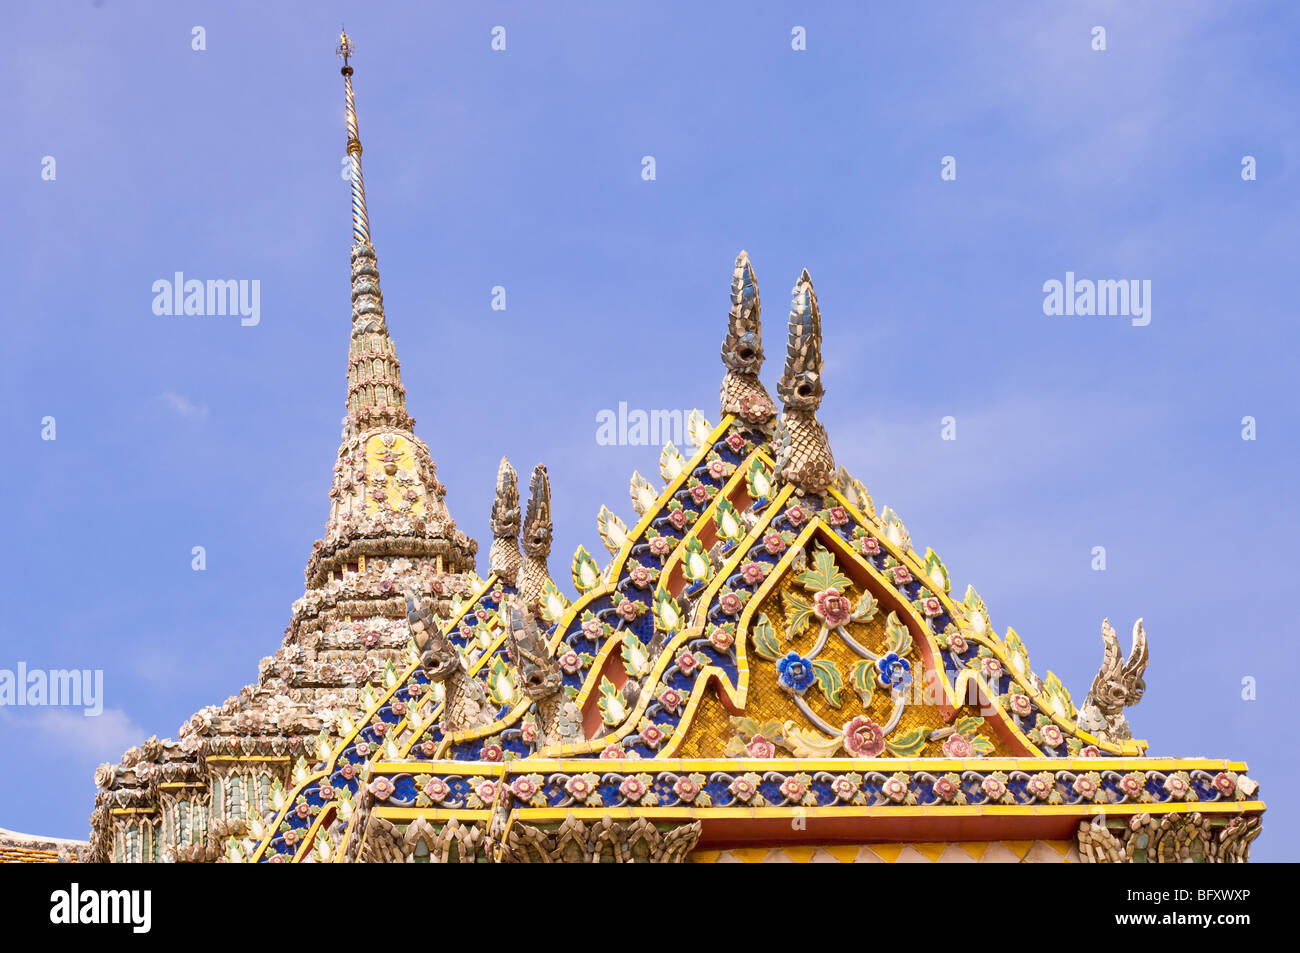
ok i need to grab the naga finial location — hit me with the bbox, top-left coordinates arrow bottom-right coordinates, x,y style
503,595 -> 562,701
404,593 -> 455,677
521,464 -> 553,559
405,592 -> 494,730
772,269 -> 835,495
720,251 -> 777,425
488,456 -> 523,582
517,463 -> 555,613
502,593 -> 582,746
776,269 -> 825,411
1078,618 -> 1149,743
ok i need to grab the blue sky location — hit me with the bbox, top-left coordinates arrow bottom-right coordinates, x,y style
3,1 -> 1297,859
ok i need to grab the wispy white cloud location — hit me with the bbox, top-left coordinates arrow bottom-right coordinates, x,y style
161,391 -> 209,421
5,708 -> 146,761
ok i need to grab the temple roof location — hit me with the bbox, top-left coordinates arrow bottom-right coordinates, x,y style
82,33 -> 1263,866
236,250 -> 1262,863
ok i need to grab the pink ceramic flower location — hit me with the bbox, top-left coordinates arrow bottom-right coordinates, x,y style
565,775 -> 594,799
1211,772 -> 1237,799
1025,773 -> 1055,801
1163,774 -> 1191,800
728,775 -> 758,802
725,433 -> 747,454
708,626 -> 734,651
510,777 -> 538,800
746,734 -> 777,759
649,536 -> 672,557
881,776 -> 909,803
640,724 -> 666,748
740,562 -> 768,585
827,505 -> 849,525
842,717 -> 886,758
932,775 -> 960,802
1008,693 -> 1033,717
830,777 -> 858,802
619,776 -> 647,801
718,591 -> 744,615
673,775 -> 701,802
676,652 -> 701,677
368,777 -> 394,801
947,633 -> 969,654
980,657 -> 1003,679
616,599 -> 639,621
858,536 -> 881,556
599,744 -> 626,760
1039,724 -> 1065,748
581,619 -> 603,639
763,532 -> 787,555
981,775 -> 1007,801
779,776 -> 807,802
786,505 -> 807,526
658,688 -> 683,712
559,651 -> 582,675
942,733 -> 976,758
480,743 -> 503,762
1072,775 -> 1099,800
813,588 -> 853,627
920,597 -> 942,618
521,721 -> 538,744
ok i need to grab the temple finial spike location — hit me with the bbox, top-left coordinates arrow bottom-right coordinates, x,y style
335,28 -> 354,67
488,455 -> 523,582
337,31 -> 371,246
777,269 -> 824,409
772,268 -> 834,495
720,250 -> 776,425
517,463 -> 555,613
336,31 -> 403,430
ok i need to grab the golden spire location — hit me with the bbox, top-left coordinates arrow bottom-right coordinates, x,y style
334,30 -> 403,431
336,29 -> 371,246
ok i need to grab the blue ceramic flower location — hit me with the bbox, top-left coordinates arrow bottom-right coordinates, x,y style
877,653 -> 912,689
776,651 -> 816,693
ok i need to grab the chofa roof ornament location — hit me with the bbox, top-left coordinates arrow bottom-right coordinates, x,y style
720,250 -> 777,426
773,269 -> 835,495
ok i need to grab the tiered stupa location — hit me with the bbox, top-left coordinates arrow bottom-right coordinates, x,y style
82,31 -> 477,863
64,33 -> 1264,865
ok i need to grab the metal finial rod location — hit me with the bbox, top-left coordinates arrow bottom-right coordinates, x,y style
335,30 -> 370,246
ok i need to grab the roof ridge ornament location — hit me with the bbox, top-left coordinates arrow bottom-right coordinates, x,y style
517,463 -> 555,614
488,456 -> 523,582
1078,618 -> 1149,743
502,594 -> 581,747
773,269 -> 835,495
720,250 -> 777,425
